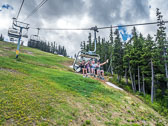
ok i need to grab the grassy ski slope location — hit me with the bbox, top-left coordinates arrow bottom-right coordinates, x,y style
0,41 -> 167,126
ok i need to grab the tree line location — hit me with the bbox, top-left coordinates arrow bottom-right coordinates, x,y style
28,39 -> 67,57
80,8 -> 168,116
0,32 -> 68,57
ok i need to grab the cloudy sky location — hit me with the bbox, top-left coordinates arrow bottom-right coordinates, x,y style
0,0 -> 168,56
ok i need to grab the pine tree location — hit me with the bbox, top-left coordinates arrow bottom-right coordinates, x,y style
137,33 -> 144,92
123,42 -> 131,85
96,36 -> 101,55
0,34 -> 4,41
113,29 -> 123,81
155,8 -> 168,97
141,34 -> 156,98
80,42 -> 84,51
109,26 -> 113,44
83,41 -> 86,51
129,27 -> 139,92
123,40 -> 136,91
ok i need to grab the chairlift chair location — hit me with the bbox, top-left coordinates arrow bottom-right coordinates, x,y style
22,34 -> 28,38
8,28 -> 21,38
73,26 -> 100,72
30,35 -> 40,42
10,37 -> 14,42
29,28 -> 41,42
73,51 -> 100,72
22,29 -> 28,38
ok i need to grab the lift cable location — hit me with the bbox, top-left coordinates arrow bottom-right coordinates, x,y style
30,27 -> 90,30
29,20 -> 168,31
16,0 -> 25,20
24,0 -> 49,21
99,21 -> 168,29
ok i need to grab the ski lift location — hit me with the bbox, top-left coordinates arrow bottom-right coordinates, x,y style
30,34 -> 40,42
29,28 -> 40,41
8,18 -> 29,39
73,26 -> 100,72
22,34 -> 28,38
8,18 -> 21,39
8,28 -> 21,38
22,29 -> 28,38
73,51 -> 100,72
8,17 -> 29,58
10,37 -> 14,42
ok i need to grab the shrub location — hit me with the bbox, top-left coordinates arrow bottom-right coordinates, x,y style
85,120 -> 91,125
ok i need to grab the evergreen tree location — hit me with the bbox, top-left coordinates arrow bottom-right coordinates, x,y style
155,8 -> 168,89
80,42 -> 84,52
141,34 -> 156,99
123,42 -> 131,85
0,34 -> 4,41
109,26 -> 113,44
79,9 -> 168,114
113,29 -> 123,81
129,27 -> 139,92
27,39 -> 68,57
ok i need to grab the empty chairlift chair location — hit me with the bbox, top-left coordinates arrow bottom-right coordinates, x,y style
8,28 -> 21,39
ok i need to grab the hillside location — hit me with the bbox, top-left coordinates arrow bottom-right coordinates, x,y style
0,41 -> 167,126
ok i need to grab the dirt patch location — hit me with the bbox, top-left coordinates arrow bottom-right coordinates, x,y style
26,51 -> 33,55
4,47 -> 16,50
2,46 -> 34,56
3,47 -> 16,53
3,118 -> 14,125
21,50 -> 34,56
62,60 -> 74,67
0,68 -> 20,74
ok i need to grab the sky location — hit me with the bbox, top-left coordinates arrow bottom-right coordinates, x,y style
0,0 -> 168,56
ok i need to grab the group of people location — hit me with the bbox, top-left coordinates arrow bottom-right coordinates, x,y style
79,59 -> 109,79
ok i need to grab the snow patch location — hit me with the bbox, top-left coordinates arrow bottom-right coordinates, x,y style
69,65 -> 73,68
58,54 -> 63,57
106,82 -> 124,91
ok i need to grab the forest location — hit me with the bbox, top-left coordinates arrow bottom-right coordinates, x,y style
27,39 -> 67,57
80,9 -> 168,116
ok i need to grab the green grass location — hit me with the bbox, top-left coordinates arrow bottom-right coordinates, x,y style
109,73 -> 168,122
0,41 -> 167,126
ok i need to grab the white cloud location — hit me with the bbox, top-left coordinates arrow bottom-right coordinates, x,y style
0,0 -> 168,56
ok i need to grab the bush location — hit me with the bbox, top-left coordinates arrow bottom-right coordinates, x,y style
104,72 -> 111,76
85,120 -> 91,125
125,85 -> 132,92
